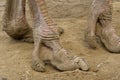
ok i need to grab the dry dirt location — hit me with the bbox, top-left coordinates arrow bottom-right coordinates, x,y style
0,1 -> 120,80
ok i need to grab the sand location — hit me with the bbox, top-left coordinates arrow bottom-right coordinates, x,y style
0,0 -> 120,80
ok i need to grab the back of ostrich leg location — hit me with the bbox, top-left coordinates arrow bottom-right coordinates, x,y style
2,0 -> 33,40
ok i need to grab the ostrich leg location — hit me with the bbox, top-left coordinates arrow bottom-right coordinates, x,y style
28,0 -> 89,72
96,0 -> 120,53
86,0 -> 120,53
85,0 -> 101,49
2,0 -> 33,42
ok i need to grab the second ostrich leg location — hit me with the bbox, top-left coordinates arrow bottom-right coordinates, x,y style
86,0 -> 120,53
97,0 -> 120,53
2,0 -> 33,42
28,0 -> 89,72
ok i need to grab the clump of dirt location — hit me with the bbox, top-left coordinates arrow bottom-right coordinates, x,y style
0,0 -> 120,80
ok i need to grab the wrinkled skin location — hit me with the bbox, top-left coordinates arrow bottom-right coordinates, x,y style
2,0 -> 89,72
85,0 -> 120,53
2,0 -> 33,42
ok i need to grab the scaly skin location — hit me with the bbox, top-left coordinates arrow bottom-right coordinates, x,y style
28,0 -> 89,72
2,0 -> 33,42
2,0 -> 64,72
2,0 -> 89,72
3,0 -> 62,42
85,0 -> 120,53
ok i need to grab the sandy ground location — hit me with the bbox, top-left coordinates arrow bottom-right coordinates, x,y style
0,1 -> 120,80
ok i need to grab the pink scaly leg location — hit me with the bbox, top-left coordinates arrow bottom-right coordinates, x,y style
28,0 -> 89,72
